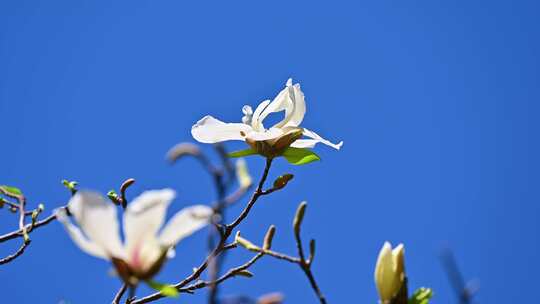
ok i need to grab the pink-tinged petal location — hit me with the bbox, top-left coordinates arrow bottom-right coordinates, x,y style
123,189 -> 175,255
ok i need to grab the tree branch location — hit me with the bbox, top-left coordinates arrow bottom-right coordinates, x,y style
129,157 -> 274,304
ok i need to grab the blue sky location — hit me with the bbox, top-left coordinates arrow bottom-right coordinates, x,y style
1,1 -> 539,303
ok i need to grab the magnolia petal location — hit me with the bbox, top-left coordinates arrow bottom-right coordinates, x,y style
290,128 -> 343,150
251,99 -> 271,131
253,79 -> 297,130
67,191 -> 125,258
281,80 -> 306,128
158,205 -> 213,247
375,242 -> 397,301
245,127 -> 284,141
123,189 -> 176,254
192,115 -> 253,143
56,208 -> 109,259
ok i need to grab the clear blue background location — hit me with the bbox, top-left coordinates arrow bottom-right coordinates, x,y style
1,1 -> 538,303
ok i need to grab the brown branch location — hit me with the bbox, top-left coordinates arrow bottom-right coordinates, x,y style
130,157 -> 274,304
112,284 -> 128,304
0,207 -> 66,243
180,252 -> 265,293
236,202 -> 328,304
0,240 -> 31,265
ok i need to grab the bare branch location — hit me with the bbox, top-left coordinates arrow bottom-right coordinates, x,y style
130,157 -> 274,304
112,284 -> 128,304
0,240 -> 31,265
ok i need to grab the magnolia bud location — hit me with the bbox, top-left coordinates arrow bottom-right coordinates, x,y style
235,231 -> 260,251
374,242 -> 406,303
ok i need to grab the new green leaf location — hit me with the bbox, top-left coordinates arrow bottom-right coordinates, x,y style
282,148 -> 320,165
408,287 -> 433,304
146,280 -> 179,298
0,185 -> 23,197
228,148 -> 257,158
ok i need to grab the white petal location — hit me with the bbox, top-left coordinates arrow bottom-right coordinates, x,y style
56,208 -> 109,259
251,99 -> 271,131
123,189 -> 176,253
374,242 -> 396,301
67,191 -> 125,258
261,87 -> 292,128
245,128 -> 284,141
192,115 -> 253,143
290,128 -> 343,150
158,205 -> 213,246
252,79 -> 297,130
281,81 -> 306,128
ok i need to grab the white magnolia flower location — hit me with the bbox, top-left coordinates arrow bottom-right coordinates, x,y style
57,189 -> 212,284
191,79 -> 343,154
374,242 -> 406,303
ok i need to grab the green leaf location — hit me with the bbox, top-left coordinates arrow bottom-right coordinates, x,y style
228,148 -> 257,158
146,280 -> 179,298
408,287 -> 433,304
282,148 -> 321,165
0,185 -> 23,197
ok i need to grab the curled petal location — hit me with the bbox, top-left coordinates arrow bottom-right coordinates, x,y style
192,115 -> 253,143
281,80 -> 306,128
290,128 -> 343,150
66,191 -> 125,258
56,208 -> 109,259
253,79 -> 306,130
158,205 -> 213,247
251,99 -> 271,131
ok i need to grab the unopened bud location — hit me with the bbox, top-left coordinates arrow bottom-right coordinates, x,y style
236,270 -> 254,278
263,225 -> 276,250
235,231 -> 260,251
62,180 -> 78,195
293,201 -> 307,236
107,190 -> 120,205
273,174 -> 294,190
120,178 -> 135,194
308,239 -> 316,264
374,242 -> 406,302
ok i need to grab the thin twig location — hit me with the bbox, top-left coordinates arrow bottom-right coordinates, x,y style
0,240 -> 31,265
112,284 -> 128,304
236,202 -> 328,304
130,158 -> 274,304
181,252 -> 265,293
0,207 -> 66,243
